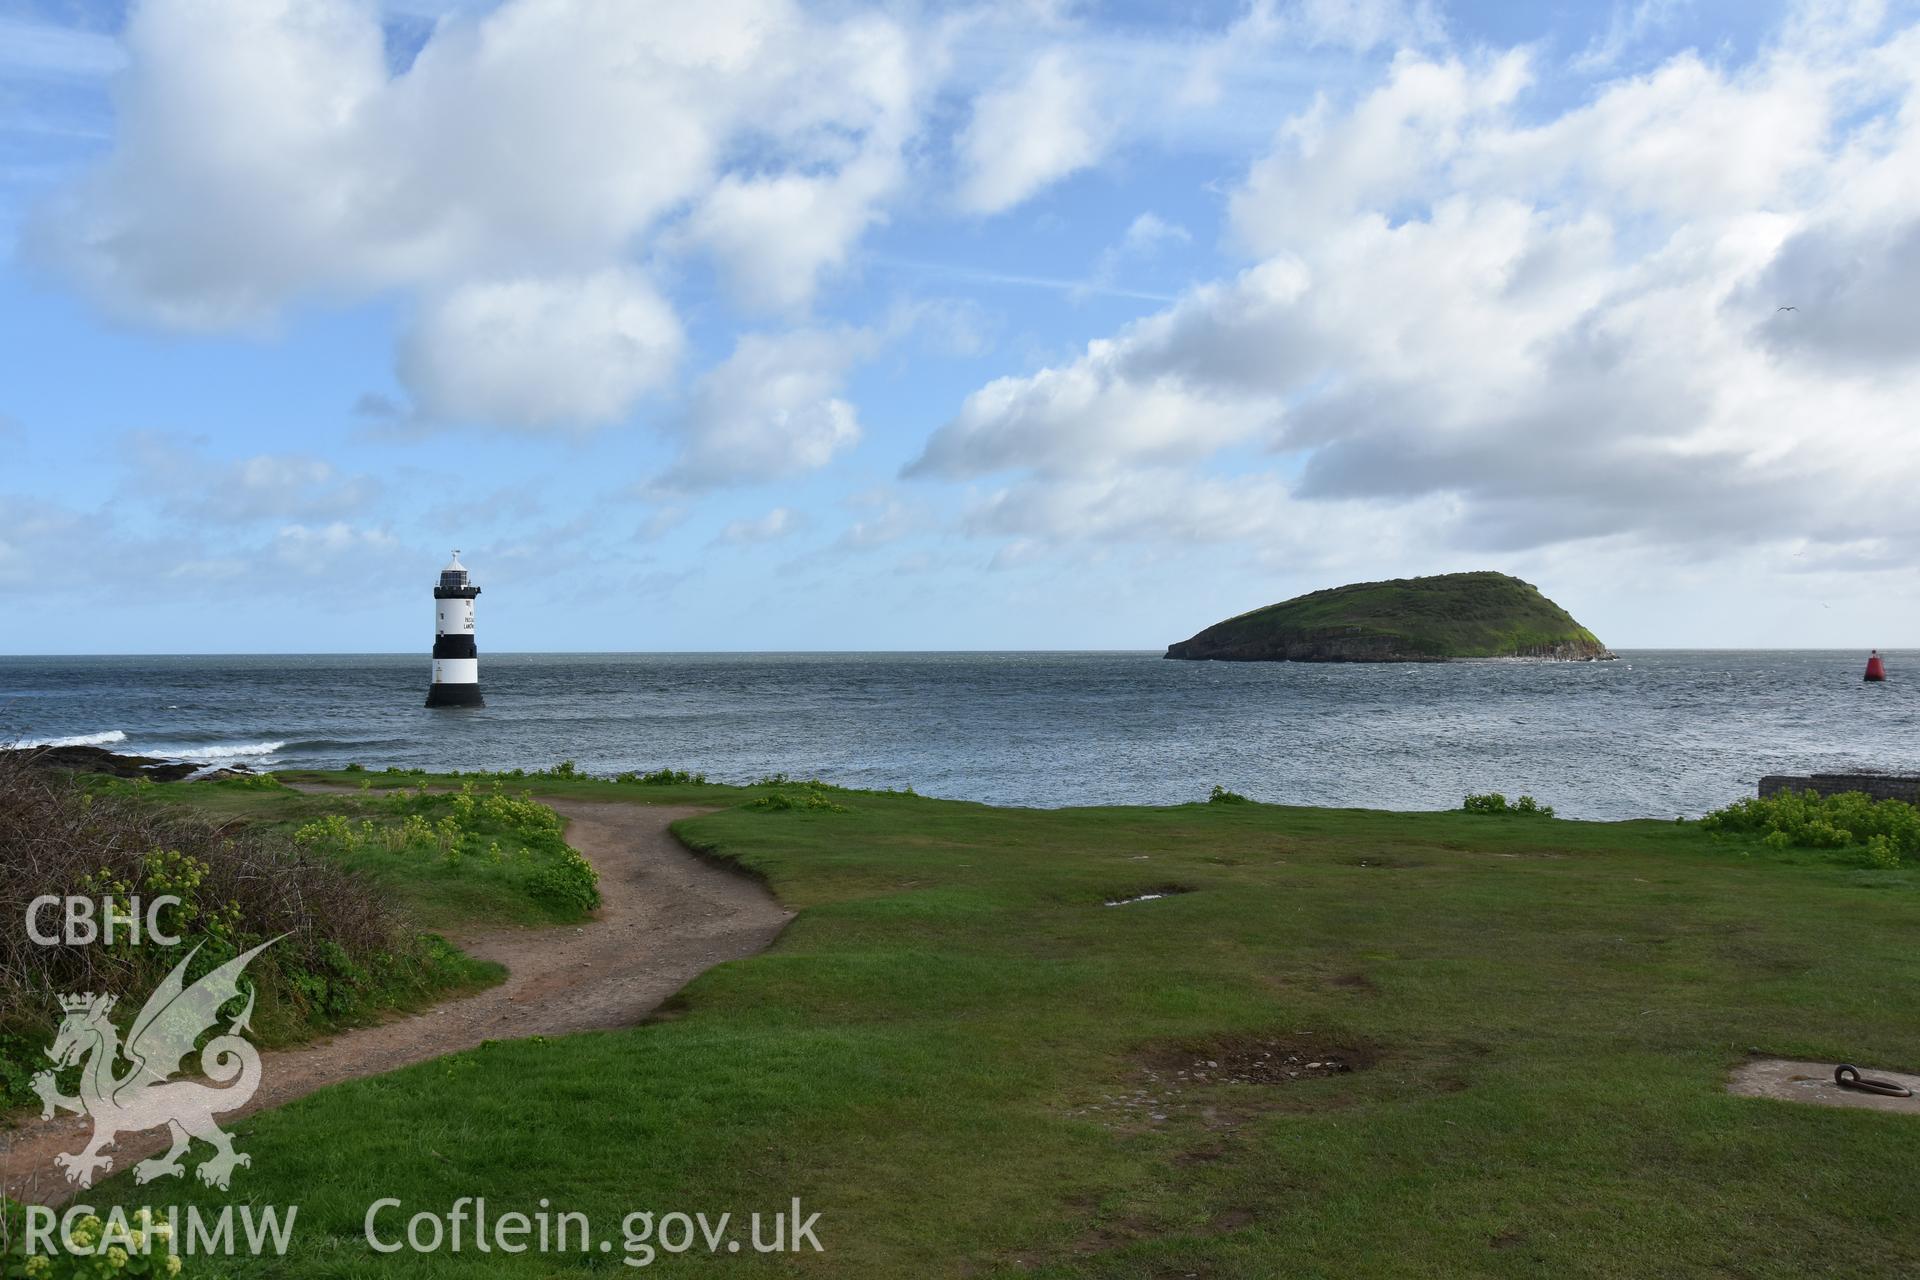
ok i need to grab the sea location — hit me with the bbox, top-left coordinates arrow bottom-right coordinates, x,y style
2,651 -> 1916,821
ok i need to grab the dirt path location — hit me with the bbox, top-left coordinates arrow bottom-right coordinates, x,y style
2,796 -> 791,1206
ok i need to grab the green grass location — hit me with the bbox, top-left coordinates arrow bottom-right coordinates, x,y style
1169,570 -> 1609,660
24,777 -> 1920,1278
103,773 -> 610,929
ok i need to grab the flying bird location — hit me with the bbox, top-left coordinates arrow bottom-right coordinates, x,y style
1777,305 -> 1797,312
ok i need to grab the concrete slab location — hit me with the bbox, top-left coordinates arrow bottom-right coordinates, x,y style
1728,1059 -> 1920,1115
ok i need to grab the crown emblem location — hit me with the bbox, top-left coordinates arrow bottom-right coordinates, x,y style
59,992 -> 113,1015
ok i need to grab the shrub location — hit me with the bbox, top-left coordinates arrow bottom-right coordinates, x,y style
1701,789 -> 1920,865
3,1206 -> 189,1278
203,771 -> 286,791
749,788 -> 850,814
0,756 -> 447,1110
1462,793 -> 1554,818
528,848 -> 601,913
1208,785 -> 1250,805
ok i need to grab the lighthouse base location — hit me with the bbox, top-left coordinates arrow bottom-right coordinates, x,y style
425,683 -> 485,708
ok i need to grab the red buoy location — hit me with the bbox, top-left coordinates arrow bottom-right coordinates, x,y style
1865,650 -> 1887,682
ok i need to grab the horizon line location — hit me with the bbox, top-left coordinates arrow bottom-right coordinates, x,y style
0,647 -> 1907,659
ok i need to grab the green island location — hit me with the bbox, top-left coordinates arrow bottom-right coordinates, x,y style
1166,571 -> 1615,662
6,762 -> 1920,1278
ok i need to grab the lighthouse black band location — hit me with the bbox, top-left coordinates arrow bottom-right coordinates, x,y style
425,683 -> 484,708
433,635 -> 477,659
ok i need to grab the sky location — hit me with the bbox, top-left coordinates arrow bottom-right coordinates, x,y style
1,0 -> 1918,653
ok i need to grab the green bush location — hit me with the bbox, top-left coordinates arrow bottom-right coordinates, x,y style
528,847 -> 601,912
1462,793 -> 1555,818
4,1206 -> 188,1278
1208,785 -> 1250,805
749,788 -> 850,814
202,771 -> 286,791
1701,789 -> 1920,865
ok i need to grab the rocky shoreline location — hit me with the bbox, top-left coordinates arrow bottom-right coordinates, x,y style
1165,631 -> 1617,663
1,743 -> 262,782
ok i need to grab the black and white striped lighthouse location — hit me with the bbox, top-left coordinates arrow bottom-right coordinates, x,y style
426,550 -> 484,708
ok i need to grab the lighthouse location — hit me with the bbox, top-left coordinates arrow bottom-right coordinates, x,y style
426,551 -> 484,708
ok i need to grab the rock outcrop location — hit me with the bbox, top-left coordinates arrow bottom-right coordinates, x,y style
0,744 -> 258,781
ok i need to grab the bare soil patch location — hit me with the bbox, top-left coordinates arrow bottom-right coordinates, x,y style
1066,1034 -> 1376,1133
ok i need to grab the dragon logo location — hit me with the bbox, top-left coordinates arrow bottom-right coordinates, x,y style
32,938 -> 280,1190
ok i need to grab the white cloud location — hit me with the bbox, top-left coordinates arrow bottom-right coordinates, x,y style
920,14 -> 1920,567
1119,212 -> 1190,255
713,507 -> 805,546
1230,49 -> 1532,254
662,328 -> 874,489
0,491 -> 404,601
956,49 -> 1108,215
833,488 -> 924,551
397,270 -> 683,428
1177,0 -> 1445,109
25,0 -> 924,426
912,256 -> 1321,478
119,433 -> 382,524
684,14 -> 919,311
1080,211 -> 1193,298
273,521 -> 400,564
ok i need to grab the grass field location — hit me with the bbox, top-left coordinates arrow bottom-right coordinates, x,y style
14,773 -> 1920,1278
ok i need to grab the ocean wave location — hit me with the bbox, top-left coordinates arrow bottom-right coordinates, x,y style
145,740 -> 288,761
287,737 -> 413,751
14,730 -> 128,748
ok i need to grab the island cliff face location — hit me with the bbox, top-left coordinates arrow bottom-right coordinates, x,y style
1166,571 -> 1615,663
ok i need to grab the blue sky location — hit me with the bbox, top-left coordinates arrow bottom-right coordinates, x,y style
3,0 -> 1918,653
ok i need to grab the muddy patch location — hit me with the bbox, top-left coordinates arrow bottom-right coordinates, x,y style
1205,1207 -> 1257,1234
1140,1035 -> 1374,1083
1342,854 -> 1426,869
1067,1034 -> 1376,1132
1327,972 -> 1378,995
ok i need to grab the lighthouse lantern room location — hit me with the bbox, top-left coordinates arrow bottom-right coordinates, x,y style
426,550 -> 484,708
